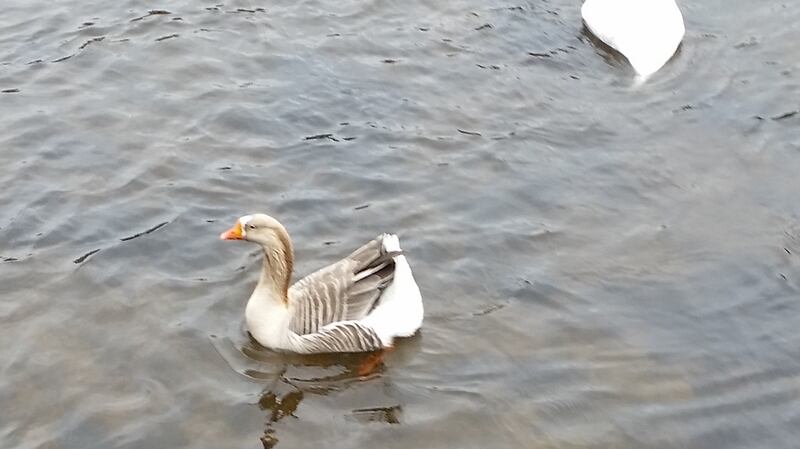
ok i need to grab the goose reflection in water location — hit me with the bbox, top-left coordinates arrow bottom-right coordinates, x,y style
212,331 -> 422,448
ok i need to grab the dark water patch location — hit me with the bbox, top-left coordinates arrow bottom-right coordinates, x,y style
303,133 -> 338,142
119,221 -> 169,242
1,88 -> 20,93
471,303 -> 506,317
735,37 -> 759,49
348,405 -> 402,424
231,8 -> 266,14
457,129 -> 481,136
131,10 -> 171,22
155,34 -> 179,42
73,248 -> 101,264
772,110 -> 798,121
78,36 -> 104,50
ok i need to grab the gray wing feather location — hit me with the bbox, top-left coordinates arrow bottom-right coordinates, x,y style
289,321 -> 383,354
288,236 -> 396,335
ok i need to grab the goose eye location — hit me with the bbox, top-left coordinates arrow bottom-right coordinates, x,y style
248,224 -> 256,230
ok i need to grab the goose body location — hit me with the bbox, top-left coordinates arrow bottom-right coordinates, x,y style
581,0 -> 685,78
220,214 -> 423,354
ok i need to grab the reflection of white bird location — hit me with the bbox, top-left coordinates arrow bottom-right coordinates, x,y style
581,0 -> 685,78
220,214 -> 424,354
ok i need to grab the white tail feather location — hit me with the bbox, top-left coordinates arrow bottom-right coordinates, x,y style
361,235 -> 424,346
381,233 -> 401,253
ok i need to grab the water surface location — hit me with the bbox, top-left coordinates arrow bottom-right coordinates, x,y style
2,1 -> 800,448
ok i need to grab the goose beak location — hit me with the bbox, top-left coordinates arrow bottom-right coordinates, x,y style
220,222 -> 244,240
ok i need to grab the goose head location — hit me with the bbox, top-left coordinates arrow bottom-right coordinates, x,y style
220,213 -> 295,296
220,214 -> 289,247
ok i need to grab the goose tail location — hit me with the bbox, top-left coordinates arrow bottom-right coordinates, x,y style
360,234 -> 424,346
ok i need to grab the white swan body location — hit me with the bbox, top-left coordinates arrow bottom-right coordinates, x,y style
221,214 -> 423,354
581,0 -> 685,78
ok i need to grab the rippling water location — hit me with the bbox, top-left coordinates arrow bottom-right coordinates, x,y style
2,1 -> 800,448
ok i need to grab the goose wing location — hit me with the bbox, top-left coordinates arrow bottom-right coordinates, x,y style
287,321 -> 384,353
288,235 -> 397,335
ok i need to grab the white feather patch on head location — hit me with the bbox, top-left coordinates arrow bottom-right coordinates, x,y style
239,215 -> 254,237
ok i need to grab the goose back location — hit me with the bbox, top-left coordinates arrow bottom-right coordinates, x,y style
288,236 -> 397,335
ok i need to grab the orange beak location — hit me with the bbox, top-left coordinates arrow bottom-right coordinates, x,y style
220,221 -> 244,240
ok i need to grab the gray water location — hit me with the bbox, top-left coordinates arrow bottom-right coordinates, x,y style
2,1 -> 800,448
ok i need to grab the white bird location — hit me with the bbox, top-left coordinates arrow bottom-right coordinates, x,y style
220,214 -> 424,354
581,0 -> 685,79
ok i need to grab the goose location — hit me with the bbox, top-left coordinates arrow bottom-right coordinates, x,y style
219,214 -> 424,354
581,0 -> 685,78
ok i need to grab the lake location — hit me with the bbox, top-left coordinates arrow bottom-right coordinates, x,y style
1,1 -> 799,448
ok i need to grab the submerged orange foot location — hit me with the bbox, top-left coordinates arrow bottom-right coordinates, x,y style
357,348 -> 393,377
